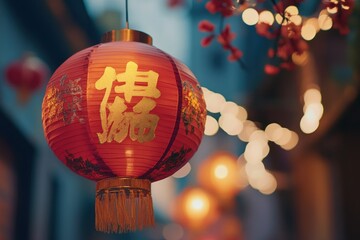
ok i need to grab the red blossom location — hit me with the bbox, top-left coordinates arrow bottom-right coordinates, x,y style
277,23 -> 308,60
264,64 -> 280,75
275,0 -> 304,13
217,25 -> 243,61
325,0 -> 354,35
205,0 -> 234,17
218,25 -> 236,50
256,23 -> 275,39
268,48 -> 275,58
201,35 -> 215,47
280,62 -> 295,70
167,0 -> 184,7
228,47 -> 243,61
198,20 -> 215,32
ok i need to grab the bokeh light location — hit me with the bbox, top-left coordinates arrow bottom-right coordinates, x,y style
163,223 -> 184,240
274,128 -> 292,146
172,163 -> 191,179
265,123 -> 283,142
318,14 -> 333,31
280,131 -> 299,150
214,164 -> 229,179
301,23 -> 317,41
292,51 -> 309,66
304,102 -> 324,119
285,5 -> 299,16
238,120 -> 258,142
219,114 -> 244,136
304,88 -> 322,104
236,105 -> 248,121
204,115 -> 219,136
258,10 -> 275,25
184,189 -> 211,220
300,115 -> 320,134
242,8 -> 259,26
290,15 -> 302,25
221,101 -> 239,115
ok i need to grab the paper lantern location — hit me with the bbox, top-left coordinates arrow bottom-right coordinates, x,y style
42,29 -> 206,233
5,53 -> 48,104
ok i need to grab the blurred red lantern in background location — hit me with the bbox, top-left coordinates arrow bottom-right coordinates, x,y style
42,29 -> 206,233
173,187 -> 218,231
5,53 -> 48,104
198,152 -> 247,204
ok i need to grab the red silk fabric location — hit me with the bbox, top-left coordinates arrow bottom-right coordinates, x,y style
42,41 -> 206,182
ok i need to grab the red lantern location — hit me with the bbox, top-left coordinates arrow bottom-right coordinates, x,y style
5,53 -> 48,104
42,29 -> 206,233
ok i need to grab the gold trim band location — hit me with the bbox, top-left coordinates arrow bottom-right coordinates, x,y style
101,29 -> 153,45
96,177 -> 151,193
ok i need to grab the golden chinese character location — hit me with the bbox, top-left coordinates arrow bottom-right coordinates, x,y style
129,97 -> 159,143
95,62 -> 161,144
115,61 -> 161,102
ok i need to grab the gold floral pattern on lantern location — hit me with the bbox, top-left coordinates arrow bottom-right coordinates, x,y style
43,74 -> 84,125
44,86 -> 62,123
182,81 -> 206,134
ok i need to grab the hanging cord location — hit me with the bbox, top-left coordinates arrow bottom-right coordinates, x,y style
125,0 -> 129,29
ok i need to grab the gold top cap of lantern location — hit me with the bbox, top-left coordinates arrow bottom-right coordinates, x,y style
101,29 -> 153,45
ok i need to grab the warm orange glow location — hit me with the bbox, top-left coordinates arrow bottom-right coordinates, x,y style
214,164 -> 229,179
174,187 -> 218,230
242,8 -> 259,26
185,189 -> 210,221
198,152 -> 241,200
